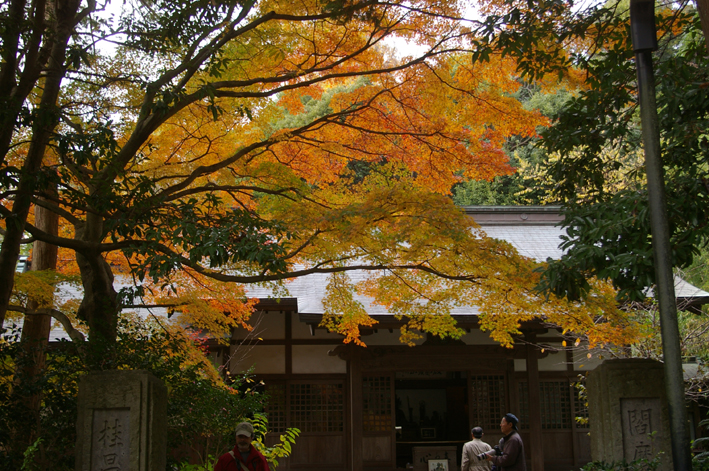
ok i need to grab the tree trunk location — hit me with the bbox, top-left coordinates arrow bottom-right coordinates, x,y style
75,210 -> 119,346
696,0 -> 709,54
14,195 -> 59,454
0,0 -> 82,328
75,250 -> 119,345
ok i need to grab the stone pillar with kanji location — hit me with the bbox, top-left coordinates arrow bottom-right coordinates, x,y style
587,359 -> 674,470
75,370 -> 167,471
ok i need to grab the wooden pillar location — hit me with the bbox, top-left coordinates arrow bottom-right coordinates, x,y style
525,332 -> 544,471
285,311 -> 292,375
349,345 -> 363,471
567,349 -> 580,468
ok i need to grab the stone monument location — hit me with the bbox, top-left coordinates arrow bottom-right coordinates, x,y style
587,358 -> 674,470
75,370 -> 167,471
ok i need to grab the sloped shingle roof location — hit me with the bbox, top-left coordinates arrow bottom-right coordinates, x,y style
20,206 -> 709,340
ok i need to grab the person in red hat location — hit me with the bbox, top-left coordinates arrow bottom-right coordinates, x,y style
214,422 -> 271,471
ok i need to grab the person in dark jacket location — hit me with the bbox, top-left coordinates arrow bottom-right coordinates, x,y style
484,413 -> 527,471
214,422 -> 271,471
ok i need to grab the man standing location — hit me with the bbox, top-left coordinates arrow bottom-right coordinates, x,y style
485,413 -> 526,471
214,422 -> 271,471
461,426 -> 492,471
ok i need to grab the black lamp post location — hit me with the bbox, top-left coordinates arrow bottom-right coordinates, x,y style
630,0 -> 691,469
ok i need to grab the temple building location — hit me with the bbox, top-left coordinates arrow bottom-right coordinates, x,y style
208,206 -> 709,471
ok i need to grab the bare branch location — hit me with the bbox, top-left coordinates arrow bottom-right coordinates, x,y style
7,304 -> 86,343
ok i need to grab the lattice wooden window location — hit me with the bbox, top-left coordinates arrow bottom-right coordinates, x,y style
363,376 -> 392,432
290,382 -> 344,432
470,375 -> 506,431
540,381 -> 571,429
518,381 -> 572,429
265,383 -> 286,433
518,382 -> 529,430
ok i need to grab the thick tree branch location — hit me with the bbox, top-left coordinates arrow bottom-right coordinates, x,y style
151,242 -> 485,284
7,304 -> 86,343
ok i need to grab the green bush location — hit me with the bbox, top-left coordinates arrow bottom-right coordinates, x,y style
173,413 -> 300,471
0,317 -> 289,471
580,456 -> 709,471
578,456 -> 660,471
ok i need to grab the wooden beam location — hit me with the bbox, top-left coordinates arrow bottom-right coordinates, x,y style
285,311 -> 292,375
349,345 -> 363,471
525,332 -> 544,471
253,298 -> 298,311
567,349 -> 581,468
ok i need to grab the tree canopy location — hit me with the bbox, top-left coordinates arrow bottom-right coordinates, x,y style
464,0 -> 709,304
537,4 -> 709,302
0,0 -> 645,351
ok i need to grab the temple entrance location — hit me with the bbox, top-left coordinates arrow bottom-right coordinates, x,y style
394,371 -> 469,469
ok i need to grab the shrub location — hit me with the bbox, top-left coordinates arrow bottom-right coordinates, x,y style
579,456 -> 660,471
0,317 -> 290,471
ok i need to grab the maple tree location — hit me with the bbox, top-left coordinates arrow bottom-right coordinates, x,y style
0,0 -> 646,356
451,85 -> 576,206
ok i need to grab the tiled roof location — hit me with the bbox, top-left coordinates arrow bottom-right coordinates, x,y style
481,225 -> 564,262
15,206 -> 709,340
248,206 -> 709,315
245,214 -> 567,315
